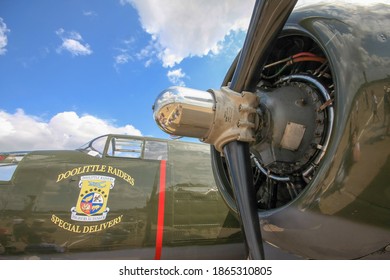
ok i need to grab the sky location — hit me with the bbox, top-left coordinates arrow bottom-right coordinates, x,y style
0,0 -> 375,151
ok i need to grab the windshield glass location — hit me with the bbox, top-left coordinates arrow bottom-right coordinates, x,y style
77,135 -> 108,157
0,152 -> 28,181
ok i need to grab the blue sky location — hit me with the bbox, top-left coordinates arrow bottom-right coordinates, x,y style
0,0 -> 343,151
0,0 -> 257,151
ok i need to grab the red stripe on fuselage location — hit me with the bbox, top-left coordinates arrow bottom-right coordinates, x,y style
154,160 -> 166,260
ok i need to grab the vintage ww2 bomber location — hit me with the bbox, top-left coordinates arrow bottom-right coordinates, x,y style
2,0 -> 390,260
0,134 -> 244,259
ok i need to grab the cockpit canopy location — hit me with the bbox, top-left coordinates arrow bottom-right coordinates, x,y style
77,134 -> 169,161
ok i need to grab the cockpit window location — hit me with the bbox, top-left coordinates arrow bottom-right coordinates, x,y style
0,153 -> 27,181
77,135 -> 108,157
78,135 -> 169,160
107,137 -> 143,158
0,165 -> 17,181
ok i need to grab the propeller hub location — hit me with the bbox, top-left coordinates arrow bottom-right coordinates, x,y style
153,86 -> 215,139
153,86 -> 260,152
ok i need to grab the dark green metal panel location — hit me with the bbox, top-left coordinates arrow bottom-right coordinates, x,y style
0,135 -> 243,259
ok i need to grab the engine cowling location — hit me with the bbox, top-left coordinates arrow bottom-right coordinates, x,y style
210,29 -> 335,212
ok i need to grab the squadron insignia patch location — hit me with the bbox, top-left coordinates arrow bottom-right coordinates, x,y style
71,175 -> 115,222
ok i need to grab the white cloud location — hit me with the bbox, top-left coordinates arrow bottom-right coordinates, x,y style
125,0 -> 255,67
167,68 -> 186,86
113,37 -> 137,69
56,28 -> 93,56
144,58 -> 153,67
114,53 -> 131,65
0,18 -> 10,55
0,109 -> 141,151
60,39 -> 92,56
122,0 -> 383,68
83,10 -> 98,17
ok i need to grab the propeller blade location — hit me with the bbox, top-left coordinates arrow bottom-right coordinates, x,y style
223,141 -> 264,259
230,0 -> 298,92
224,0 -> 297,260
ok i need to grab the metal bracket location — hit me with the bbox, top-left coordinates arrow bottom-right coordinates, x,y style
203,87 -> 259,153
